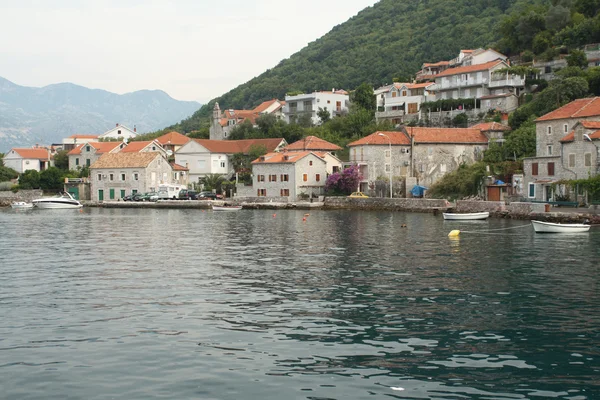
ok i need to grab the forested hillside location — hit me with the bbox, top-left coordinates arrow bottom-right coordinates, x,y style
168,0 -> 546,133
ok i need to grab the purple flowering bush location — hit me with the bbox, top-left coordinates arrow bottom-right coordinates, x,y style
325,165 -> 363,195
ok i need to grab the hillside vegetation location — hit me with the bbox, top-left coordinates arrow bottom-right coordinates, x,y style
168,0 -> 545,134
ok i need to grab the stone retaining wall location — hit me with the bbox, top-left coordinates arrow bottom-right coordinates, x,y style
324,197 -> 449,212
0,190 -> 43,207
455,200 -> 506,213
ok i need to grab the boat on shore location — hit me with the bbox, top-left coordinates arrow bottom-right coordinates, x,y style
212,204 -> 243,211
11,201 -> 33,209
532,220 -> 591,233
32,192 -> 83,209
443,211 -> 489,220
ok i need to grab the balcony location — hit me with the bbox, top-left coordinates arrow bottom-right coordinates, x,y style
375,109 -> 405,119
489,77 -> 526,87
437,78 -> 488,90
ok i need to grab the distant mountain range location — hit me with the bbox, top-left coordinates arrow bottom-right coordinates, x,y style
0,76 -> 201,152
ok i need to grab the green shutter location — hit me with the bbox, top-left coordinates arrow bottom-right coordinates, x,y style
109,189 -> 115,200
98,190 -> 104,201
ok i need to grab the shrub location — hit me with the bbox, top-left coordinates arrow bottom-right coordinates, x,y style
0,181 -> 13,191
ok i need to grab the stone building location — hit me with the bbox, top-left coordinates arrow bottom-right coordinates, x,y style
89,152 -> 173,201
68,141 -> 124,171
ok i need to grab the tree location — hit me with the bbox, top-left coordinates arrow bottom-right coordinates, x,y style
18,170 -> 40,189
325,165 -> 363,195
199,173 -> 225,192
0,165 -> 18,182
317,107 -> 331,124
351,82 -> 376,115
53,150 -> 70,171
566,49 -> 588,68
39,167 -> 64,191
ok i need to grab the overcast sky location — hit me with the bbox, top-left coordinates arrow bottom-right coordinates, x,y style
0,0 -> 378,103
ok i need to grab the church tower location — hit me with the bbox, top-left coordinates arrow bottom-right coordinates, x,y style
209,102 -> 225,140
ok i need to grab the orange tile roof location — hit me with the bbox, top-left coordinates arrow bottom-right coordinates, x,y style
170,162 -> 188,171
156,131 -> 190,146
581,121 -> 600,129
408,127 -> 488,144
406,82 -> 434,89
90,152 -> 163,169
220,109 -> 259,126
470,122 -> 511,131
67,141 -> 122,155
121,141 -> 162,153
423,61 -> 450,67
68,134 -> 99,139
11,148 -> 50,160
253,99 -> 282,114
436,60 -> 505,78
348,131 -> 411,147
536,97 -> 600,121
560,129 -> 600,142
285,136 -> 342,152
194,138 -> 285,154
251,151 -> 327,164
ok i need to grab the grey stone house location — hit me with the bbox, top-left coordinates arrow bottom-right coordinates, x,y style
523,97 -> 600,202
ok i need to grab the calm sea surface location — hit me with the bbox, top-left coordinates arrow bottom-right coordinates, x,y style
0,207 -> 599,399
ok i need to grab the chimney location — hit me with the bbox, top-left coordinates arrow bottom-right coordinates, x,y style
116,123 -> 119,127
134,125 -> 137,132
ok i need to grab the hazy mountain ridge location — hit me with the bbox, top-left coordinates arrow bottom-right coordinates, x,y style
0,77 -> 200,152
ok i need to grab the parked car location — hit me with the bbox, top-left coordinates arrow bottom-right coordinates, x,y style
134,192 -> 159,202
178,189 -> 199,200
122,194 -> 135,201
348,192 -> 369,198
197,191 -> 217,200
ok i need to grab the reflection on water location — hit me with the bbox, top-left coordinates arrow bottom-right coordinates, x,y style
0,208 -> 599,399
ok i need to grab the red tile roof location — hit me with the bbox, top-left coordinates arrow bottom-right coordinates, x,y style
68,134 -> 99,139
423,61 -> 450,67
348,131 -> 411,147
536,97 -> 600,121
408,127 -> 488,144
251,151 -> 327,164
121,141 -> 162,153
560,129 -> 600,142
582,121 -> 600,129
220,109 -> 260,127
470,122 -> 511,132
436,60 -> 505,78
67,141 -> 122,155
156,131 -> 190,146
253,99 -> 283,114
170,162 -> 188,171
285,136 -> 342,152
194,138 -> 285,154
11,148 -> 50,160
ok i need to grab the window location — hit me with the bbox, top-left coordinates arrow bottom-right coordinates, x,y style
545,66 -> 551,74
585,153 -> 592,167
547,126 -> 552,135
309,160 -> 313,166
385,164 -> 390,172
336,101 -> 341,111
109,173 -> 114,181
532,162 -> 538,175
547,162 -> 555,176
86,146 -> 90,152
220,161 -> 225,168
528,183 -> 536,198
257,189 -> 266,197
332,166 -> 339,173
120,190 -> 125,198
134,173 -> 139,181
303,174 -> 308,182
316,174 -> 320,182
564,124 -> 568,133
76,158 -> 79,166
569,154 -> 575,168
121,173 -> 126,181
385,150 -> 391,158
269,174 -> 277,182
280,174 -> 289,182
280,189 -> 289,196
257,175 -> 265,182
392,91 -> 397,98
402,90 -> 407,96
547,145 -> 553,156
97,174 -> 102,181
118,130 -> 122,135
86,159 -> 90,167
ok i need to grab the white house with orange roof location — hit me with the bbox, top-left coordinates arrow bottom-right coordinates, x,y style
375,82 -> 436,124
175,138 -> 287,183
250,151 -> 342,200
4,147 -> 52,173
348,127 -> 489,194
210,100 -> 285,140
68,141 -> 125,170
121,140 -> 168,158
285,136 -> 342,154
253,99 -> 285,119
156,131 -> 190,155
523,97 -> 600,202
283,89 -> 350,125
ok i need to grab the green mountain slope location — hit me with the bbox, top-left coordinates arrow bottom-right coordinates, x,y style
171,0 -> 543,133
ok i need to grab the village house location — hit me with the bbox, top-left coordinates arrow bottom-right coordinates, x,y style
250,151 -> 342,200
470,121 -> 511,143
283,89 -> 350,125
374,82 -> 436,124
523,97 -> 600,202
284,135 -> 343,156
170,162 -> 189,187
89,152 -> 173,201
120,140 -> 168,158
68,141 -> 124,170
209,100 -> 285,140
156,131 -> 191,156
99,123 -> 138,141
348,127 -> 488,194
61,134 -> 100,152
175,138 -> 287,184
3,147 -> 52,173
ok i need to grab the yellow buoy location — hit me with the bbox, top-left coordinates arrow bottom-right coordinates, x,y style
448,230 -> 461,237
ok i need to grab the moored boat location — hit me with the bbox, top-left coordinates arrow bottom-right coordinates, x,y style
32,192 -> 83,209
443,211 -> 489,220
212,204 -> 243,211
11,201 -> 34,209
532,220 -> 590,233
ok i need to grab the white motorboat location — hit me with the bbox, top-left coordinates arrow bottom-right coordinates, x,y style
212,205 -> 243,211
32,192 -> 83,209
443,211 -> 489,220
11,201 -> 34,209
532,220 -> 591,233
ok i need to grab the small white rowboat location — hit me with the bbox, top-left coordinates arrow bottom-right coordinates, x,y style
212,205 -> 243,211
532,220 -> 591,233
443,211 -> 489,220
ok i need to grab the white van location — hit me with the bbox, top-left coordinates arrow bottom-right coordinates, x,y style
158,184 -> 187,200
